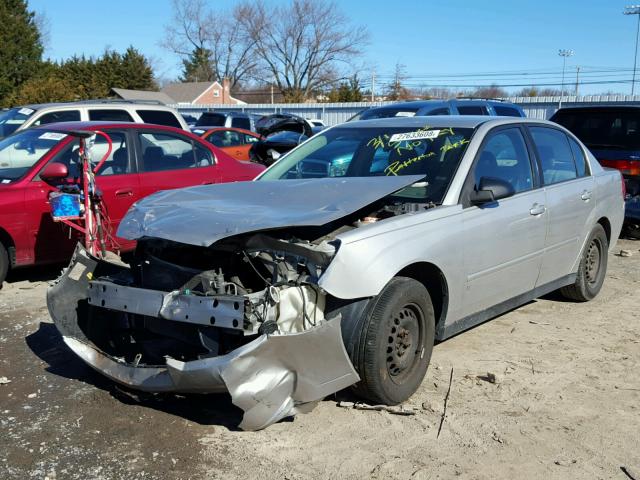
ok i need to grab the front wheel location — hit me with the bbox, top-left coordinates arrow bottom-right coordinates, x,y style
0,243 -> 8,288
560,224 -> 608,302
350,277 -> 435,405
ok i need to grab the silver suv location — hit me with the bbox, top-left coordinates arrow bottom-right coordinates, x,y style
0,100 -> 189,139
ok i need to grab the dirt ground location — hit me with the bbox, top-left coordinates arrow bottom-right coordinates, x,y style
1,239 -> 639,480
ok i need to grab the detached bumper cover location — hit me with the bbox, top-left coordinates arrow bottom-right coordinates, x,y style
47,245 -> 360,430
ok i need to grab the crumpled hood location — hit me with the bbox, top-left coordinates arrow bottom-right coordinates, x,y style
117,176 -> 423,246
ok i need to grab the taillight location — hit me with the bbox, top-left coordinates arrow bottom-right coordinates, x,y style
599,159 -> 640,176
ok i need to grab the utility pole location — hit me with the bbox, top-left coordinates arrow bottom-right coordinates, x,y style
624,5 -> 640,95
558,49 -> 574,107
371,70 -> 375,102
270,83 -> 274,104
575,66 -> 580,96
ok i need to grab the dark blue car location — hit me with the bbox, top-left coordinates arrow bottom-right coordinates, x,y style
551,106 -> 640,238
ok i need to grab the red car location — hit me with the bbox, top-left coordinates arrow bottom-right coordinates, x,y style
0,121 -> 264,284
196,127 -> 262,161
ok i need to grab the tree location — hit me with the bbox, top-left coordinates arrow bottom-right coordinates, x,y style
162,0 -> 257,87
385,63 -> 410,101
326,75 -> 364,102
181,46 -> 216,82
0,0 -> 44,105
238,0 -> 369,102
467,83 -> 508,99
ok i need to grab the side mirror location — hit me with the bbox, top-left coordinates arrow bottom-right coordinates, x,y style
470,176 -> 515,205
40,162 -> 69,184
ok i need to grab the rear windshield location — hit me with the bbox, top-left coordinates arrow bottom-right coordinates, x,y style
0,107 -> 36,139
359,107 -> 421,120
196,113 -> 226,127
552,109 -> 640,150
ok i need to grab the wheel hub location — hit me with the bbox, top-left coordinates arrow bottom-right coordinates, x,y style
386,306 -> 421,377
585,240 -> 601,284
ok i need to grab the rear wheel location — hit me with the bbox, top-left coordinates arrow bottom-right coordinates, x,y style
560,224 -> 608,302
350,277 -> 435,405
0,243 -> 8,288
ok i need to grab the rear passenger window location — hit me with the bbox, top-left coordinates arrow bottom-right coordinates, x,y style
206,130 -> 242,147
474,128 -> 533,194
89,109 -> 134,122
32,110 -> 81,126
136,110 -> 182,129
139,132 -> 197,172
568,136 -> 589,177
494,106 -> 522,117
427,108 -> 450,115
530,127 -> 578,185
457,106 -> 488,115
231,117 -> 251,130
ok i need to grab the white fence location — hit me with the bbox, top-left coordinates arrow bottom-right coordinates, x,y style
174,95 -> 640,126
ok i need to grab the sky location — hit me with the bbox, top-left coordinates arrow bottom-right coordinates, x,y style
27,0 -> 640,95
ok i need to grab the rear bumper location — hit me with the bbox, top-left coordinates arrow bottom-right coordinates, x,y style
47,245 -> 359,430
625,195 -> 640,222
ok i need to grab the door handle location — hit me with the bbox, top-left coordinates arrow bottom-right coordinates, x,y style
529,204 -> 546,216
115,188 -> 133,197
580,190 -> 592,201
201,181 -> 213,185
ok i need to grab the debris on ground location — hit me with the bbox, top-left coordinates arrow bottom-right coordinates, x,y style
337,401 -> 418,416
619,249 -> 633,257
0,376 -> 10,385
476,372 -> 498,384
437,367 -> 454,439
622,465 -> 640,480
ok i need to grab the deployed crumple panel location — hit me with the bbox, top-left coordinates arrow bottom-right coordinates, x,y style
117,176 -> 424,247
47,245 -> 360,430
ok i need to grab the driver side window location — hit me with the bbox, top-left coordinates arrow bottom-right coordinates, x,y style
474,128 -> 533,194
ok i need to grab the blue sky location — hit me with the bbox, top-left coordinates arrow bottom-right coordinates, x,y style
28,0 -> 640,95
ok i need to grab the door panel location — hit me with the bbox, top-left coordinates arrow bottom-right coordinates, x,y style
461,126 -> 546,317
28,130 -> 141,261
528,126 -> 597,285
537,177 -> 595,285
461,190 -> 547,316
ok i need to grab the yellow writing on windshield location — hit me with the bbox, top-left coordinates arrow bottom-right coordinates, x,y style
385,151 -> 436,176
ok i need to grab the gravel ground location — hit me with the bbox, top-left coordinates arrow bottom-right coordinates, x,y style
1,239 -> 639,480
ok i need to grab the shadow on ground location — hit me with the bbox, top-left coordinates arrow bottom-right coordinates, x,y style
26,322 -> 245,430
5,264 -> 64,285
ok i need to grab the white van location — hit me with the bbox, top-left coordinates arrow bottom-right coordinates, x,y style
0,100 -> 189,139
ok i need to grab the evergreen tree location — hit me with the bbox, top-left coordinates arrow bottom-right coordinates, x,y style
0,0 -> 44,105
181,47 -> 216,82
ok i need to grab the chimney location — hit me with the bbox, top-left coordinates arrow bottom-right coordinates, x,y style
222,77 -> 230,104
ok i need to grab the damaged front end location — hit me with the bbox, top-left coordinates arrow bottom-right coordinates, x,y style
47,234 -> 360,431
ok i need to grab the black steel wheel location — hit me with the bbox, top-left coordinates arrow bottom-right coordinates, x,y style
560,224 -> 608,302
350,277 -> 435,405
0,242 -> 8,288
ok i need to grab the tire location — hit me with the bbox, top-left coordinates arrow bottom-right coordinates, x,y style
560,224 -> 608,302
0,243 -> 8,288
350,277 -> 435,405
622,221 -> 640,240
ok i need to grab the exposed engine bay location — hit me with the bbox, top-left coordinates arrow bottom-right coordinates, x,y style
85,198 -> 435,363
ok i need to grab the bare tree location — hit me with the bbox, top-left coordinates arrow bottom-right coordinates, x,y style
161,0 -> 257,86
238,0 -> 369,102
385,63 -> 410,101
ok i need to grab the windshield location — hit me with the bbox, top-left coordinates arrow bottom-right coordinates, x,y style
196,113 -> 226,127
259,125 -> 474,203
0,129 -> 68,183
552,109 -> 640,150
0,107 -> 36,139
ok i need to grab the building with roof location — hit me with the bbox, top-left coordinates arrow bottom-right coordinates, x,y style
110,88 -> 175,104
160,79 -> 245,105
